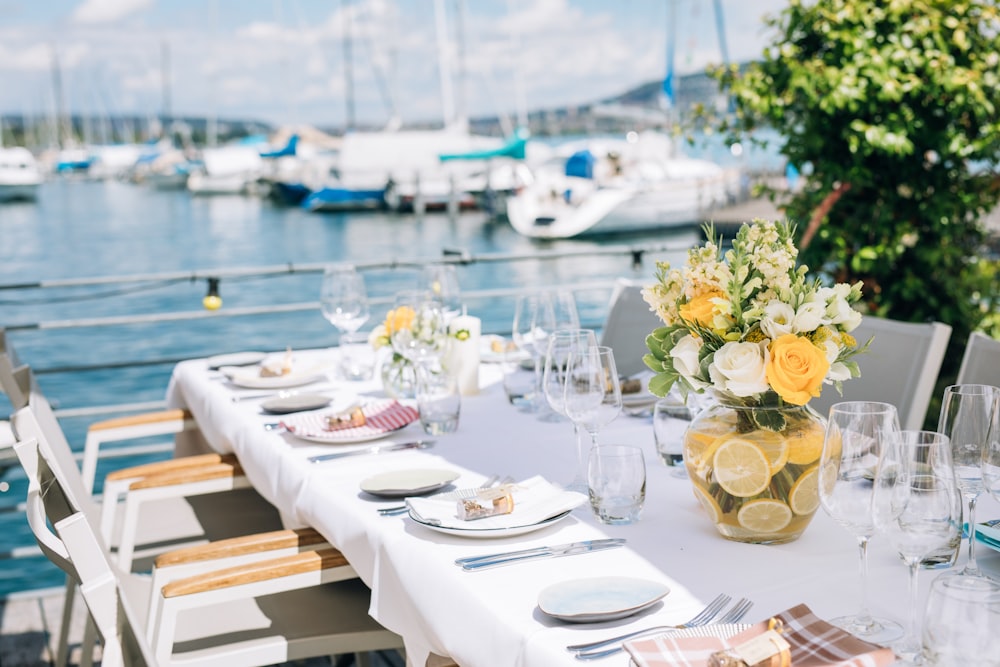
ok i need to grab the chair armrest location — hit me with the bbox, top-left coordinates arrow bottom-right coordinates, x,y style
161,547 -> 350,598
154,528 -> 326,568
105,453 -> 239,482
126,462 -> 244,491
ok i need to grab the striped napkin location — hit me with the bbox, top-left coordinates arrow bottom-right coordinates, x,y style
280,398 -> 419,442
625,604 -> 896,667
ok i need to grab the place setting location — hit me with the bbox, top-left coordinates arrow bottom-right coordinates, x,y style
218,347 -> 336,390
276,397 -> 421,445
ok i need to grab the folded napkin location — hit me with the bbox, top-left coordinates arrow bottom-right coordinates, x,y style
406,475 -> 587,530
280,399 -> 419,442
625,603 -> 896,667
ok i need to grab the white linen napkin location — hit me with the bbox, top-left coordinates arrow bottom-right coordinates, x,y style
405,475 -> 586,530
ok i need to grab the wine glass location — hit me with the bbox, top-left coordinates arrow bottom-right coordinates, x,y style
513,291 -> 580,413
937,383 -> 998,578
564,345 -> 623,451
541,329 -> 597,491
981,394 -> 1000,507
422,263 -> 462,321
873,430 -> 962,662
319,264 -> 370,337
818,401 -> 904,642
391,290 -> 447,367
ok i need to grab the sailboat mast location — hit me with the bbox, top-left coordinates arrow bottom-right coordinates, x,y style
161,41 -> 172,135
433,0 -> 455,129
342,0 -> 355,131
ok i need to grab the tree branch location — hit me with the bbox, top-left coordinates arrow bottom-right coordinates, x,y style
800,182 -> 853,250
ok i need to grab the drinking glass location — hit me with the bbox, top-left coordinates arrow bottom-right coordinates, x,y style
873,430 -> 962,662
391,290 -> 447,367
415,364 -> 461,435
818,401 -> 904,642
564,345 -> 623,450
982,394 -> 1000,506
422,263 -> 462,321
652,390 -> 704,477
588,444 -> 646,525
541,329 -> 598,491
921,573 -> 1000,666
512,291 -> 578,413
937,383 -> 998,577
319,264 -> 370,337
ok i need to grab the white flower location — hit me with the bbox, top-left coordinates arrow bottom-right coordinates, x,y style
823,341 -> 852,382
760,301 -> 794,339
670,334 -> 707,389
709,341 -> 770,397
792,302 -> 826,333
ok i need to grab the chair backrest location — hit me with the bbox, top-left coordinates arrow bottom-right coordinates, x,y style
809,315 -> 952,430
956,331 -> 1000,386
0,329 -> 29,411
14,432 -> 153,666
599,278 -> 663,378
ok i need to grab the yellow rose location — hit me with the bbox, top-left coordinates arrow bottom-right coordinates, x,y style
679,290 -> 725,327
766,334 -> 830,405
384,306 -> 415,336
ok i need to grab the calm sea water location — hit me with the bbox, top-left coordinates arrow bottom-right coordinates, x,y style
0,176 -> 711,596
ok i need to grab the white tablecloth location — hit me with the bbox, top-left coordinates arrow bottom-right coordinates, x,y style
166,349 -> 1000,666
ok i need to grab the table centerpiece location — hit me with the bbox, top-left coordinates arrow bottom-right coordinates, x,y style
643,219 -> 866,543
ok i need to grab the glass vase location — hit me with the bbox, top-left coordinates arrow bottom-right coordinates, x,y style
380,354 -> 416,399
683,398 -> 827,544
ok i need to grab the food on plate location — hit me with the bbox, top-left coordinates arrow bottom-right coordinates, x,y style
620,377 -> 643,394
260,347 -> 294,377
324,407 -> 367,431
490,338 -> 518,353
457,487 -> 515,521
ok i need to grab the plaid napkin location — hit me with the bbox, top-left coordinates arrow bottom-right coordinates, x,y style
280,399 -> 418,442
625,604 -> 896,667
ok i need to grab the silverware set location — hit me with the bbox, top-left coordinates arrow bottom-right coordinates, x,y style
566,593 -> 754,660
454,538 -> 627,571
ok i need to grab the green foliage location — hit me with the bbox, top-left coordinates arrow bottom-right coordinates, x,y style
710,0 -> 1000,424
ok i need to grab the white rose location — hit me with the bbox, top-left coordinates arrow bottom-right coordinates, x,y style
670,334 -> 707,389
792,302 -> 826,333
709,341 -> 770,397
827,297 -> 862,332
760,301 -> 794,339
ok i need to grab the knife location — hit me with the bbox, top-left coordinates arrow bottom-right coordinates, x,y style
309,440 -> 434,463
456,538 -> 626,571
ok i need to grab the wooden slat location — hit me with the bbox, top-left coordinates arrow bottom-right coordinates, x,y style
126,462 -> 243,490
105,453 -> 238,481
154,528 -> 325,568
161,547 -> 349,598
87,409 -> 192,432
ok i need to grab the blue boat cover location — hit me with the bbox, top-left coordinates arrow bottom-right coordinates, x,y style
565,150 -> 595,179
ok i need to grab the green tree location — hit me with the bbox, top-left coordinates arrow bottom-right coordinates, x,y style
711,0 -> 1000,408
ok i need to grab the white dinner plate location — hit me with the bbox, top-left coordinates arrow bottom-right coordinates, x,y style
222,364 -> 329,389
280,399 -> 420,444
206,351 -> 267,370
360,469 -> 460,498
538,576 -> 670,623
261,391 -> 358,415
406,509 -> 573,539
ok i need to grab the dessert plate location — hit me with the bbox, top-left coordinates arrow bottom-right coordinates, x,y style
538,576 -> 670,623
206,351 -> 267,370
280,399 -> 420,444
407,509 -> 573,539
360,469 -> 460,498
261,391 -> 357,415
222,364 -> 329,389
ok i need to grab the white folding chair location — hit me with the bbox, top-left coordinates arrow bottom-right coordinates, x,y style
810,315 -> 952,430
956,331 -> 1000,386
12,428 -> 404,667
599,277 -> 664,379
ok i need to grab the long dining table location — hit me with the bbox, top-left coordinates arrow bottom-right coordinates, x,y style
165,346 -> 1000,666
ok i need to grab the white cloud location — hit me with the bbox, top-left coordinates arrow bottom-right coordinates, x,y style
72,0 -> 153,25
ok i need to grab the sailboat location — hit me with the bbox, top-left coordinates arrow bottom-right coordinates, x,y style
0,147 -> 43,202
505,1 -> 742,239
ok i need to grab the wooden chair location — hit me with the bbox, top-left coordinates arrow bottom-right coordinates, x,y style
599,278 -> 663,379
809,315 -> 952,430
956,331 -> 1000,386
12,428 -> 404,667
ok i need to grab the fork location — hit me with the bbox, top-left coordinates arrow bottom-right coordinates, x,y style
566,593 -> 730,653
571,596 -> 753,661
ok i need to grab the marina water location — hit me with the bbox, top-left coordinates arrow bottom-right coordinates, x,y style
0,177 -> 706,596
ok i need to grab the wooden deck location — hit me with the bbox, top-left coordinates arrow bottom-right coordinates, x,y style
0,586 -> 404,666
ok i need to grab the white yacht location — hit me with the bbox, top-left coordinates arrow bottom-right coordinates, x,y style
0,146 -> 43,202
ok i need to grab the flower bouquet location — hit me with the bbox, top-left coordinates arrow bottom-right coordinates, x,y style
369,302 -> 450,397
642,218 -> 866,543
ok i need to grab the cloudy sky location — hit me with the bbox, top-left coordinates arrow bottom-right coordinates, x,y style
0,0 -> 789,130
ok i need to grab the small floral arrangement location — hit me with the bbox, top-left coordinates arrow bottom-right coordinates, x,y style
369,304 -> 448,361
643,219 -> 866,428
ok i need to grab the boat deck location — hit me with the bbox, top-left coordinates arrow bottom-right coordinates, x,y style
0,587 -> 404,667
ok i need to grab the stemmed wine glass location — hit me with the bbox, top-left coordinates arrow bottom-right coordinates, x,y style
512,291 -> 580,413
422,264 -> 462,321
873,430 -> 962,662
564,345 -> 623,451
937,383 -> 998,578
542,329 -> 597,491
319,264 -> 370,338
981,394 -> 1000,512
391,290 -> 447,367
818,401 -> 904,643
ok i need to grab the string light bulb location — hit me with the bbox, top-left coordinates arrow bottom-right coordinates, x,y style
203,277 -> 222,310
